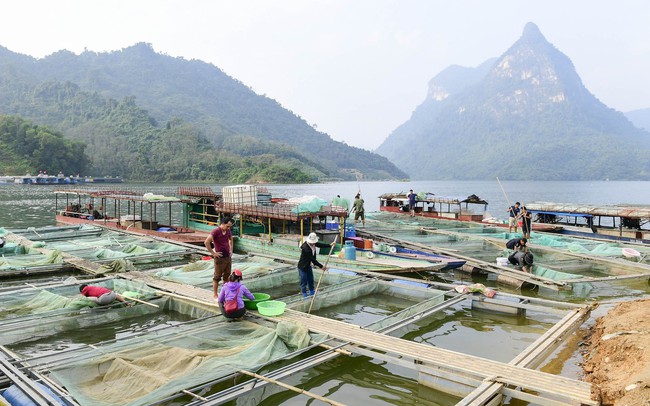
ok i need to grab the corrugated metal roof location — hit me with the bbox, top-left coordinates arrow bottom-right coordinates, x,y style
526,202 -> 650,219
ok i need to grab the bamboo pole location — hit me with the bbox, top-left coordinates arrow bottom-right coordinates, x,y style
308,235 -> 338,314
182,389 -> 208,401
238,370 -> 346,406
124,296 -> 159,308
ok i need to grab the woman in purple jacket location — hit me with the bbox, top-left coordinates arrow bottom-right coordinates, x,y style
217,269 -> 255,320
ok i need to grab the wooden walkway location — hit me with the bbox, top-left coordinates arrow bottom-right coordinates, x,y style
121,272 -> 596,405
277,309 -> 594,405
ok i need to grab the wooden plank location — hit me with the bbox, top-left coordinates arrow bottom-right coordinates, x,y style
277,310 -> 593,404
121,270 -> 593,406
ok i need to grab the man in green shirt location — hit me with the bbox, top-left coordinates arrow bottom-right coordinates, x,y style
351,193 -> 365,227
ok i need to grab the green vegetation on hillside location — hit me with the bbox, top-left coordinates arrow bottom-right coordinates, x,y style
0,115 -> 89,175
0,43 -> 407,182
0,83 -> 319,183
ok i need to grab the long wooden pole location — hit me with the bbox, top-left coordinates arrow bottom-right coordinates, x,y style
124,296 -> 159,308
238,370 -> 346,406
496,176 -> 512,208
308,235 -> 338,314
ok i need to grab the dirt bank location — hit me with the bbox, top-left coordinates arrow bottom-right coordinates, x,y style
583,298 -> 650,405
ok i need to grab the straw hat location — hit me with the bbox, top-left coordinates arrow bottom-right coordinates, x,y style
306,232 -> 319,244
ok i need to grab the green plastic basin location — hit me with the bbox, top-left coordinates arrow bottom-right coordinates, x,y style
243,292 -> 271,310
256,300 -> 286,316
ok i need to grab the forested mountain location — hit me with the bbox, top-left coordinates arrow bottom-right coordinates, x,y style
625,108 -> 650,132
0,115 -> 89,176
0,43 -> 406,182
376,23 -> 650,180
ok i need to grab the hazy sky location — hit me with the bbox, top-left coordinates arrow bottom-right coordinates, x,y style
2,1 -> 649,150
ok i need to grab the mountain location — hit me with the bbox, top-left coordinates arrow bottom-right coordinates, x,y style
376,23 -> 650,180
625,108 -> 650,132
0,43 -> 406,182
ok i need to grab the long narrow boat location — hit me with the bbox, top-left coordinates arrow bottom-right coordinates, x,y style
526,201 -> 650,242
54,188 -> 209,245
379,192 -> 560,232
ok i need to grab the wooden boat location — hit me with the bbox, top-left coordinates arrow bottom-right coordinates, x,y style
379,192 -> 488,221
54,188 -> 209,245
526,201 -> 650,242
379,192 -> 559,232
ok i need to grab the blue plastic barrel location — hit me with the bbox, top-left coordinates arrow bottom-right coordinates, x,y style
3,383 -> 64,406
344,241 -> 356,260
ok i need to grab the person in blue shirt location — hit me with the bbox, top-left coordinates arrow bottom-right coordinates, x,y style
407,189 -> 417,217
507,202 -> 521,232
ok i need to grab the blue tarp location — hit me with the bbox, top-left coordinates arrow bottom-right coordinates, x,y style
528,210 -> 593,218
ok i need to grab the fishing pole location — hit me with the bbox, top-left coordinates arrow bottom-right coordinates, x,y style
308,235 -> 338,314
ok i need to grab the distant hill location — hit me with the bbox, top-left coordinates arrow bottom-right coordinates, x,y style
625,108 -> 650,132
0,115 -> 89,176
0,43 -> 406,182
376,23 -> 650,180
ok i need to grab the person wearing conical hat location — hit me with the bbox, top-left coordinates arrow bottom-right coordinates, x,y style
297,232 -> 331,299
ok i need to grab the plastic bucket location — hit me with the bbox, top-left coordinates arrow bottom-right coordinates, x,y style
257,300 -> 286,316
496,257 -> 509,266
344,244 -> 357,260
622,248 -> 641,258
243,292 -> 271,310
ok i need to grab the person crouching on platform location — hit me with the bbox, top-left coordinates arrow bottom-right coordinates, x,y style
79,284 -> 130,306
508,251 -> 534,273
298,232 -> 333,299
217,269 -> 254,321
204,216 -> 234,300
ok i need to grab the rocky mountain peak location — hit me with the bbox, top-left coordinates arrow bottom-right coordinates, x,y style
521,22 -> 546,44
376,23 -> 650,181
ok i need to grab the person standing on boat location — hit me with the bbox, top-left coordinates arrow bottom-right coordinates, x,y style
507,202 -> 521,232
520,206 -> 532,239
351,193 -> 365,227
79,284 -> 130,306
217,269 -> 255,320
204,217 -> 234,300
297,232 -> 332,299
407,190 -> 417,217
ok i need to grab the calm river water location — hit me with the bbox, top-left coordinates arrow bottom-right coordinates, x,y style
2,180 -> 649,405
2,180 -> 650,229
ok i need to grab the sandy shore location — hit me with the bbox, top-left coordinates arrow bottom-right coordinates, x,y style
583,298 -> 650,405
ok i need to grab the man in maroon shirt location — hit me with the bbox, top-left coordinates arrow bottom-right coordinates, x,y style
79,284 -> 129,306
204,216 -> 234,300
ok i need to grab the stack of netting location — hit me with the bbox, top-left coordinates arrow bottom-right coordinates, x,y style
0,249 -> 64,270
41,233 -> 187,260
153,254 -> 285,286
26,318 -> 323,406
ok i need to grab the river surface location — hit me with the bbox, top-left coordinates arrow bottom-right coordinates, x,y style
1,180 -> 649,405
2,180 -> 650,229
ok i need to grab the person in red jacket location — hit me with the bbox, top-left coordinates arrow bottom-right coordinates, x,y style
79,284 -> 130,306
